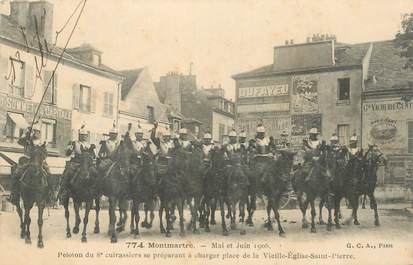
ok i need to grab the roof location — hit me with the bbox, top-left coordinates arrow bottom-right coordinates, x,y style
232,42 -> 371,79
120,68 -> 144,100
0,14 -> 123,80
364,40 -> 413,91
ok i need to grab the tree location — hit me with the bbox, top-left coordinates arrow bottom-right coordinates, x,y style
394,13 -> 413,69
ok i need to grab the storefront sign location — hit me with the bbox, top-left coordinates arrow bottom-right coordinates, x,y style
237,102 -> 290,113
362,100 -> 411,154
238,84 -> 289,98
0,94 -> 72,120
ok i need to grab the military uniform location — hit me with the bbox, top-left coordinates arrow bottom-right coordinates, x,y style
178,128 -> 191,151
97,125 -> 120,174
302,128 -> 323,182
9,124 -> 51,204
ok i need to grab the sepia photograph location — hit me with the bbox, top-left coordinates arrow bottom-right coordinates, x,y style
0,0 -> 412,264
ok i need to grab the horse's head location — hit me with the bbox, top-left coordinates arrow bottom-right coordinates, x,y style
78,145 -> 96,179
116,140 -> 133,178
30,144 -> 47,168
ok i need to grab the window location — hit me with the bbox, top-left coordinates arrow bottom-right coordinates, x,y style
103,92 -> 114,117
337,78 -> 350,101
80,85 -> 91,112
5,112 -> 28,143
337,124 -> 349,146
147,106 -> 155,123
43,71 -> 57,104
41,119 -> 56,147
408,121 -> 413,153
8,58 -> 25,97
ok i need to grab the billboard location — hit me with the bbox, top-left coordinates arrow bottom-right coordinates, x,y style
291,76 -> 319,114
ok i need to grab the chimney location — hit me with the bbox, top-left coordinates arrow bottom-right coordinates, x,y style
290,39 -> 294,45
306,37 -> 311,43
285,40 -> 289,45
10,1 -> 54,44
10,1 -> 30,29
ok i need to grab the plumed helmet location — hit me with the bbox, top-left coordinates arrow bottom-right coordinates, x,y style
330,133 -> 339,142
350,134 -> 358,142
79,124 -> 88,135
203,132 -> 212,139
309,128 -> 318,134
179,128 -> 188,134
229,130 -> 237,137
280,131 -> 289,137
239,131 -> 247,138
163,127 -> 171,137
109,121 -> 118,134
135,127 -> 143,134
256,124 -> 265,133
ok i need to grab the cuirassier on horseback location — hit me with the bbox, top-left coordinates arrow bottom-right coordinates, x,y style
8,123 -> 52,248
58,124 -> 99,242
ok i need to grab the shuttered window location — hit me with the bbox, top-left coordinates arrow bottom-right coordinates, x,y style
103,92 -> 114,117
408,121 -> 413,153
8,58 -> 25,97
43,71 -> 57,104
80,85 -> 91,112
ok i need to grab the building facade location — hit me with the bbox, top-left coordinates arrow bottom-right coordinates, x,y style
119,67 -> 169,138
233,39 -> 370,147
0,1 -> 123,188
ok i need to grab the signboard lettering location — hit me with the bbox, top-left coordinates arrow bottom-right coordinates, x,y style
237,102 -> 290,113
239,84 -> 289,98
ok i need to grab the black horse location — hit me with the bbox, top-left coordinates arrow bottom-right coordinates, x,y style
62,145 -> 100,242
16,144 -> 50,248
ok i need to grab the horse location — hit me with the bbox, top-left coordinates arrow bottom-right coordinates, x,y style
62,145 -> 100,242
202,147 -> 229,235
97,139 -> 133,243
344,147 -> 385,226
157,140 -> 186,237
322,146 -> 348,231
17,144 -> 50,248
184,142 -> 204,234
129,146 -> 157,238
225,154 -> 250,235
292,146 -> 332,233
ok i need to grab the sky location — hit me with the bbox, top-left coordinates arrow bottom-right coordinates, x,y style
1,0 -> 412,100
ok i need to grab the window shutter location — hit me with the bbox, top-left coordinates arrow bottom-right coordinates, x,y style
72,83 -> 80,110
43,70 -> 52,102
90,87 -> 96,113
24,63 -> 34,98
53,72 -> 58,104
0,57 -> 8,92
103,92 -> 108,115
109,93 -> 114,116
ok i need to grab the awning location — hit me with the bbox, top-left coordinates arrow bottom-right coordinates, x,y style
7,112 -> 29,128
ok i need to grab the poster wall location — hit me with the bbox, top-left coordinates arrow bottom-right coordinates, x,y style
291,76 -> 319,114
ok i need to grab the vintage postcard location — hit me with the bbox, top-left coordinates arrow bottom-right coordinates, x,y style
0,0 -> 412,264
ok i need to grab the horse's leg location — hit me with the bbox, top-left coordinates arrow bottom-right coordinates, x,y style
368,192 -> 380,226
199,197 -> 205,228
37,202 -> 45,248
94,196 -> 101,234
134,202 -> 140,238
81,201 -> 92,243
178,199 -> 185,237
266,199 -> 273,231
130,200 -> 136,234
210,198 -> 217,225
109,197 -> 117,243
23,201 -> 33,244
326,194 -> 334,231
352,196 -> 360,225
299,193 -> 309,229
239,198 -> 246,235
318,199 -> 325,225
230,201 -> 236,230
117,207 -> 123,227
246,194 -> 256,227
116,199 -> 127,232
272,199 -> 285,237
334,196 -> 342,229
159,201 -> 166,233
64,197 -> 71,238
361,194 -> 367,209
165,201 -> 172,237
73,200 -> 81,234
220,199 -> 228,236
15,201 -> 25,239
204,199 -> 211,232
148,200 -> 155,228
310,198 -> 317,233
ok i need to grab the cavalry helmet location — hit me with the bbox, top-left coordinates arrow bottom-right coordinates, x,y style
350,134 -> 358,142
256,125 -> 265,133
79,125 -> 88,135
229,130 -> 237,137
203,132 -> 212,139
280,131 -> 289,137
330,133 -> 339,142
239,131 -> 247,138
135,127 -> 143,134
309,128 -> 318,134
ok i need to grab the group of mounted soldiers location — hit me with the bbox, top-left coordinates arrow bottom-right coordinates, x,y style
8,120 -> 386,246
